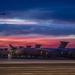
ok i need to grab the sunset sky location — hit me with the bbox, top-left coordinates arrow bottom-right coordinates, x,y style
0,0 -> 75,48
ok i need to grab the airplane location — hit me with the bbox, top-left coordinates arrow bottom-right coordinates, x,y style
7,41 -> 72,58
0,41 -> 75,58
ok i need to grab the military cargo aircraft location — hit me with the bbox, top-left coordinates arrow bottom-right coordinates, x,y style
0,41 -> 75,58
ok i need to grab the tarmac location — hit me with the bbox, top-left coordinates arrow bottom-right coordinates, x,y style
0,59 -> 75,64
0,59 -> 75,75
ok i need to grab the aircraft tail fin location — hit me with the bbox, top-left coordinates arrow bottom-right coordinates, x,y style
35,44 -> 41,48
26,45 -> 32,48
58,41 -> 69,48
8,44 -> 14,50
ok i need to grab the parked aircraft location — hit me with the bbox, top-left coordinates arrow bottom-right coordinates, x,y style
7,41 -> 70,58
0,41 -> 75,58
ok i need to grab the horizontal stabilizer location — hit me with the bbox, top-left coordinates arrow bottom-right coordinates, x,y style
58,41 -> 69,48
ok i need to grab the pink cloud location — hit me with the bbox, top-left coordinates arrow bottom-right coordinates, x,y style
0,34 -> 75,48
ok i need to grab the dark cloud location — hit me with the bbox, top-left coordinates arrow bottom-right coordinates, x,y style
26,7 -> 75,21
24,7 -> 75,22
0,0 -> 75,22
0,0 -> 75,11
1,6 -> 74,22
5,7 -> 72,23
0,24 -> 75,36
52,7 -> 75,22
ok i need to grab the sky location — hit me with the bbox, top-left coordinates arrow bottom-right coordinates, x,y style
0,0 -> 75,48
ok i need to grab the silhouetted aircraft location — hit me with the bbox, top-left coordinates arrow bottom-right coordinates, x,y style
7,41 -> 71,58
0,41 -> 75,58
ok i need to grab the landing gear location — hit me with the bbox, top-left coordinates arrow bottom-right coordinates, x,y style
8,53 -> 12,59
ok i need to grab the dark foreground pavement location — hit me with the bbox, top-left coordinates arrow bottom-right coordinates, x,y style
0,59 -> 75,75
